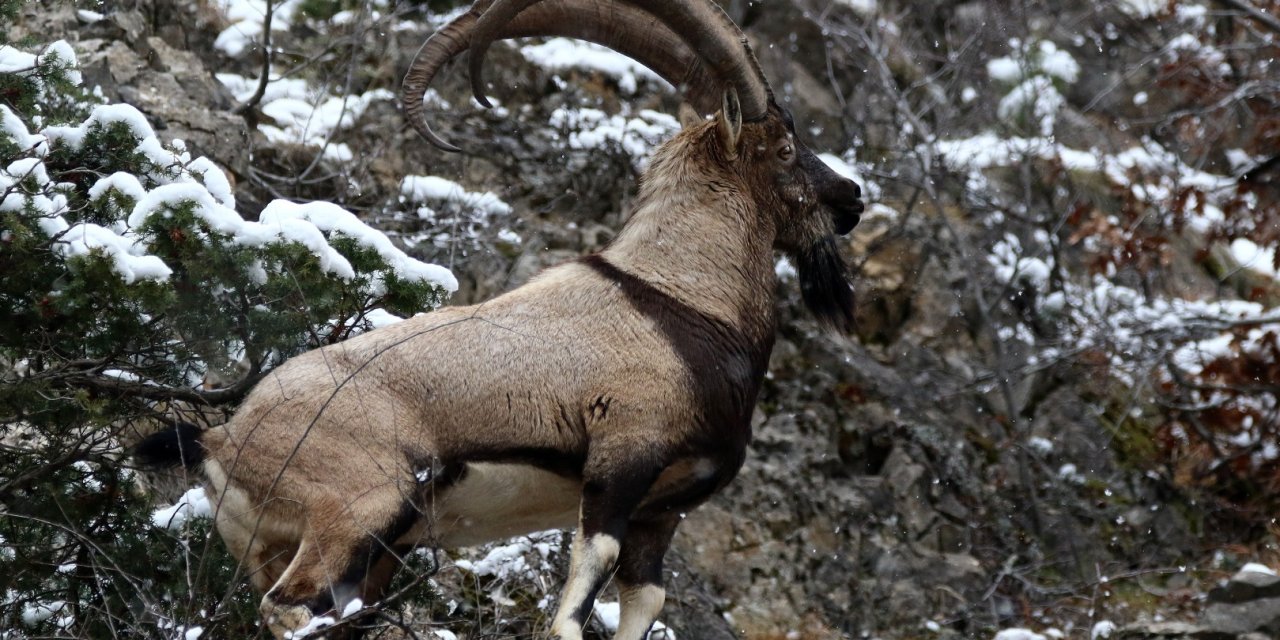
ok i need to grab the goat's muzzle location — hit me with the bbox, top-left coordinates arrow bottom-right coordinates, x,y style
828,178 -> 864,236
800,148 -> 864,236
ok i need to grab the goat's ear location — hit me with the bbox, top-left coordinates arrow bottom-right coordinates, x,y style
716,88 -> 742,160
677,102 -> 703,129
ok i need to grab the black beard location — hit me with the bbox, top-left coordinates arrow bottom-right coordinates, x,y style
795,236 -> 855,333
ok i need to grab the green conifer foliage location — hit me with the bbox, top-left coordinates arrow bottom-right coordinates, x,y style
1,39 -> 453,637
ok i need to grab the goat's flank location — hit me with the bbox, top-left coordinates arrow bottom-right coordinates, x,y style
135,1 -> 865,638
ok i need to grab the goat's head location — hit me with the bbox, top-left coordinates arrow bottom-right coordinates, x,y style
401,0 -> 865,329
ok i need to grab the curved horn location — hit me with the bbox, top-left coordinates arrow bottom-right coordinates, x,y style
623,0 -> 770,119
402,6 -> 486,152
401,0 -> 768,150
466,0 -> 770,119
403,0 -> 732,150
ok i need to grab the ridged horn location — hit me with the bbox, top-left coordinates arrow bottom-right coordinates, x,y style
401,0 -> 766,151
466,0 -> 769,118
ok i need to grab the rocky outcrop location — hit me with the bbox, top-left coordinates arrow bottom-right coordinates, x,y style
1119,567 -> 1280,640
12,0 -> 1280,638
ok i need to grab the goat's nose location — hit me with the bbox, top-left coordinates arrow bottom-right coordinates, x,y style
827,178 -> 864,236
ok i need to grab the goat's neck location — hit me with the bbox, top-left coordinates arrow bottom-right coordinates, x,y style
601,171 -> 776,337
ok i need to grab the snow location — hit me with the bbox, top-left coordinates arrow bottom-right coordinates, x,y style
130,183 -> 241,233
364,308 -> 407,329
455,531 -> 562,583
0,104 -> 46,154
16,94 -> 455,293
87,103 -> 158,141
41,40 -> 82,86
1059,464 -> 1085,484
1035,41 -> 1080,84
401,176 -> 512,217
1229,238 -> 1278,279
22,600 -> 71,628
187,157 -> 235,209
7,157 -> 51,185
549,107 -> 680,164
833,0 -> 877,16
211,0 -> 304,57
260,200 -> 459,292
340,598 -> 363,618
994,629 -> 1047,640
592,601 -> 675,639
818,152 -> 864,185
987,40 -> 1079,86
1237,562 -> 1277,577
987,57 -> 1023,83
1091,620 -> 1117,639
89,172 -> 149,203
1164,32 -> 1231,76
282,614 -> 336,639
60,221 -> 174,283
1027,436 -> 1054,454
44,103 -> 181,170
215,73 -> 392,160
997,76 -> 1064,136
989,234 -> 1052,291
775,256 -> 797,280
1117,0 -> 1165,17
932,134 -> 1233,235
0,44 -> 38,74
151,486 -> 213,529
520,39 -> 669,95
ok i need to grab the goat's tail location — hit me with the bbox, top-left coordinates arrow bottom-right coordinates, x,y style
132,422 -> 206,469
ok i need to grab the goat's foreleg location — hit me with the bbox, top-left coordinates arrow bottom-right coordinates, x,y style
549,452 -> 662,640
259,485 -> 418,639
613,513 -> 680,640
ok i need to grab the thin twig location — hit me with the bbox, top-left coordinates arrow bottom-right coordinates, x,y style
233,0 -> 275,118
1214,0 -> 1280,36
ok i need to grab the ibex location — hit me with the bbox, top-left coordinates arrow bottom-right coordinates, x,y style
136,0 -> 864,638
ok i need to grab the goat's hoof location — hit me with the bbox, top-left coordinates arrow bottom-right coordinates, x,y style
263,602 -> 328,639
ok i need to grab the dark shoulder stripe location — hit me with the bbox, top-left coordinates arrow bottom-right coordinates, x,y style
578,253 -> 771,439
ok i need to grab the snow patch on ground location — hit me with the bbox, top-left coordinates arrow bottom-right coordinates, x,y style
401,176 -> 512,218
548,107 -> 679,165
216,73 -> 393,161
994,629 -> 1047,640
592,601 -> 675,638
211,0 -> 304,57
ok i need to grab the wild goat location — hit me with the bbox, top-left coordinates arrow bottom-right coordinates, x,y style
136,0 -> 864,637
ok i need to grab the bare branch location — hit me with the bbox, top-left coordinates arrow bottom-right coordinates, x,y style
1214,0 -> 1280,37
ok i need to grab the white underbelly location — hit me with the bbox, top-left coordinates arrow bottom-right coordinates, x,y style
427,462 -> 581,548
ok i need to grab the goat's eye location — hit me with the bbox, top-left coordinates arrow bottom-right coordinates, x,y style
778,144 -> 794,162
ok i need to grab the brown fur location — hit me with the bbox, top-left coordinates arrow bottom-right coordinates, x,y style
181,105 -> 861,639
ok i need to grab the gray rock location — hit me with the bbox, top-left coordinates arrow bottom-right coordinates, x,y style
1199,596 -> 1280,635
1208,570 -> 1280,604
1115,621 -> 1230,639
